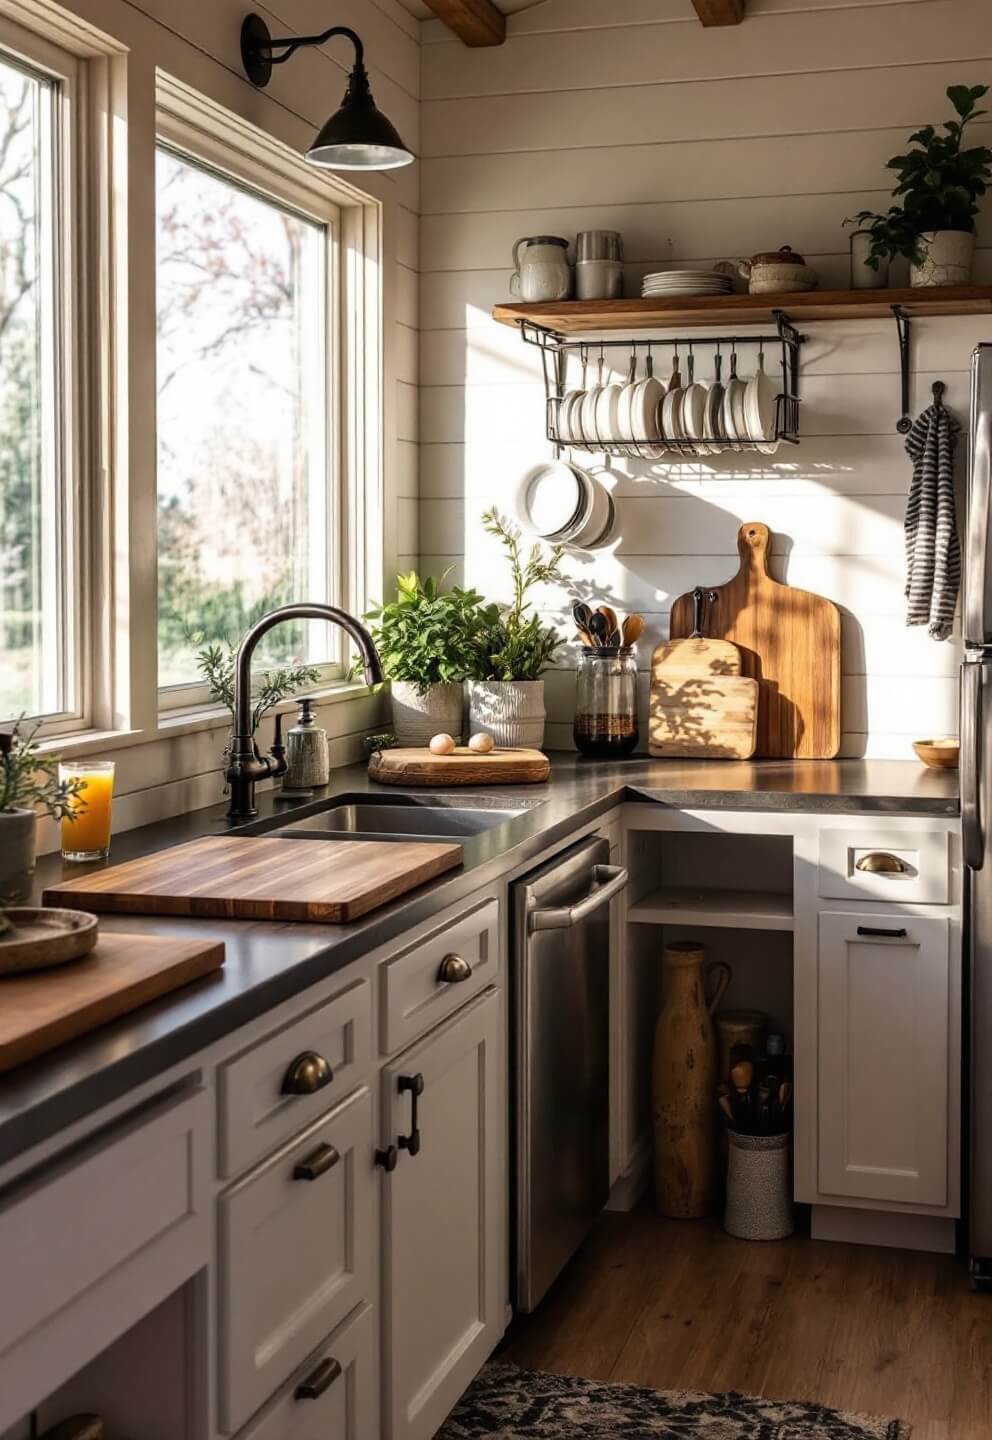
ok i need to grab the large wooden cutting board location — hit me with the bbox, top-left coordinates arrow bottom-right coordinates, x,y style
44,835 -> 463,923
369,747 -> 550,786
669,522 -> 841,759
0,932 -> 225,1072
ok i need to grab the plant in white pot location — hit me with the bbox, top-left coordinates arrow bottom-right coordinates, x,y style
0,720 -> 86,901
364,572 -> 488,745
848,83 -> 991,287
468,510 -> 565,750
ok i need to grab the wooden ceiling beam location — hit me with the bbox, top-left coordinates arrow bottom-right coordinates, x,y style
691,0 -> 745,24
421,0 -> 506,46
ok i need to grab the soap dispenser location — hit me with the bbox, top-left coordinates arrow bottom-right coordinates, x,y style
283,697 -> 329,793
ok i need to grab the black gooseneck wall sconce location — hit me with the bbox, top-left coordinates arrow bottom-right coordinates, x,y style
240,12 -> 414,171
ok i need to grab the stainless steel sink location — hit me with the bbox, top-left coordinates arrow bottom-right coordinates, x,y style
250,792 -> 544,843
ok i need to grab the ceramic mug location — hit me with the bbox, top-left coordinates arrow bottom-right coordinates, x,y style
510,235 -> 572,302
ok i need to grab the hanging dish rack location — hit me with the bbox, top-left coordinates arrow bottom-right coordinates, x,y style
518,312 -> 804,458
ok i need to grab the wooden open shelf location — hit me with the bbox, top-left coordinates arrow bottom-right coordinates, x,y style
627,886 -> 794,932
492,285 -> 992,334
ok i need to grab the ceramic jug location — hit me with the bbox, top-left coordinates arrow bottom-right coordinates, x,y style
509,235 -> 571,302
652,941 -> 732,1218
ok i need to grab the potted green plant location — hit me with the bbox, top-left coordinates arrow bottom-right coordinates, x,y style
0,720 -> 86,901
364,572 -> 489,744
843,208 -> 919,288
467,510 -> 564,749
847,84 -> 991,287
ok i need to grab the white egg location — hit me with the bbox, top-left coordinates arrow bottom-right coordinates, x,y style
429,733 -> 455,755
468,732 -> 494,754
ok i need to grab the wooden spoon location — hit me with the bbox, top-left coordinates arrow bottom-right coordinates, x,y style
597,605 -> 619,643
588,611 -> 611,646
621,614 -> 645,647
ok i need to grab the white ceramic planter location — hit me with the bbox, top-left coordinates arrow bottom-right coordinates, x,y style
849,231 -> 890,290
911,229 -> 975,288
468,680 -> 546,749
389,680 -> 463,746
0,808 -> 37,903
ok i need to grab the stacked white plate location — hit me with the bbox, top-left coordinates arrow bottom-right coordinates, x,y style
515,459 -> 616,550
641,269 -> 733,298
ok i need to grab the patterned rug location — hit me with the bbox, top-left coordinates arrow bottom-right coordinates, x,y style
437,1362 -> 910,1439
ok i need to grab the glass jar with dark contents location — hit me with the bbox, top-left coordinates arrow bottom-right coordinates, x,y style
573,646 -> 639,758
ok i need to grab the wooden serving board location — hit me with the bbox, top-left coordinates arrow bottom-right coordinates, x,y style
0,931 -> 224,1072
43,835 -> 463,924
649,636 -> 759,760
369,746 -> 551,786
669,522 -> 842,759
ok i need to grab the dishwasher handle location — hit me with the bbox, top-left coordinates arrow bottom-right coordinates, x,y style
528,863 -> 628,932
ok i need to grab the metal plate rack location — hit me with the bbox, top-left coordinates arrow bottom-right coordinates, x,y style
518,311 -> 804,458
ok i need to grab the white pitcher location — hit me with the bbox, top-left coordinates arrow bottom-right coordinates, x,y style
509,235 -> 571,302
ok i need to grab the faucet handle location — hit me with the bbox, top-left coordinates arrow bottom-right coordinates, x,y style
270,711 -> 288,776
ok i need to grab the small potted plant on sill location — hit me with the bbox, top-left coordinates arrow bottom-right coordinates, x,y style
0,719 -> 86,901
193,637 -> 322,778
847,83 -> 991,288
467,510 -> 565,750
363,571 -> 489,745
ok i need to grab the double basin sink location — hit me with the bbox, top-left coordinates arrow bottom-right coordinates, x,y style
241,792 -> 543,846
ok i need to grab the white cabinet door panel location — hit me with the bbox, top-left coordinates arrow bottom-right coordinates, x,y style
382,988 -> 505,1440
818,911 -> 951,1207
239,1302 -> 377,1440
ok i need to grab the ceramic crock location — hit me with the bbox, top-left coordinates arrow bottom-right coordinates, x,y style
509,236 -> 572,303
719,245 -> 819,295
911,230 -> 975,288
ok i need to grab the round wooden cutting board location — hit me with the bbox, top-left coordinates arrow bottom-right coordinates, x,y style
368,747 -> 551,786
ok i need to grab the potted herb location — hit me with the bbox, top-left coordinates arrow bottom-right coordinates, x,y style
847,84 -> 991,287
194,638 -> 321,773
364,571 -> 488,745
843,209 -> 918,288
0,719 -> 86,901
467,510 -> 564,749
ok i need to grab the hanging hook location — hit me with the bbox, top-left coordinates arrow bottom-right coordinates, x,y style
932,379 -> 946,407
892,305 -> 913,434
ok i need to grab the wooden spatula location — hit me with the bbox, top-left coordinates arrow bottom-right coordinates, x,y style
649,587 -> 759,759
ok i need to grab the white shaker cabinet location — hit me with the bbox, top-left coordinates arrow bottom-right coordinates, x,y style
817,910 -> 952,1208
380,987 -> 505,1440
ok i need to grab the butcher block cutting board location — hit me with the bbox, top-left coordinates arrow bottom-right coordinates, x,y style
669,522 -> 841,759
44,835 -> 463,923
369,746 -> 550,786
0,931 -> 224,1072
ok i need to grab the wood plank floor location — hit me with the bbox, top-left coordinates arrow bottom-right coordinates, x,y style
501,1209 -> 992,1439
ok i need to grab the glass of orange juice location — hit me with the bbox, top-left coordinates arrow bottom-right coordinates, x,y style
59,760 -> 116,861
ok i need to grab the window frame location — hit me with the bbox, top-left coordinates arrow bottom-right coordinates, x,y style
0,15 -> 89,736
155,87 -> 351,716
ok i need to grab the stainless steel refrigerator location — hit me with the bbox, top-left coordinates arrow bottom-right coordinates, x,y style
962,342 -> 992,1285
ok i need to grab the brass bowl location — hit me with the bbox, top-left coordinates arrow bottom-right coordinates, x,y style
913,738 -> 959,770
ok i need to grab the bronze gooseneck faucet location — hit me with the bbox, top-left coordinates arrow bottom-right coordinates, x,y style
225,603 -> 383,820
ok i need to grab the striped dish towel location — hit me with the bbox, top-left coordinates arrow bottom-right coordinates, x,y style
904,398 -> 961,640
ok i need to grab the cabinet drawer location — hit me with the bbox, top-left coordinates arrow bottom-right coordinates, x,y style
0,1087 -> 208,1432
818,827 -> 949,905
219,976 -> 371,1178
380,898 -> 499,1055
219,1086 -> 374,1433
237,1302 -> 376,1440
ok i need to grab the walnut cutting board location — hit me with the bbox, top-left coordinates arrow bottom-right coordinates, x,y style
369,747 -> 550,786
649,636 -> 759,760
44,835 -> 464,923
669,522 -> 841,759
0,932 -> 225,1072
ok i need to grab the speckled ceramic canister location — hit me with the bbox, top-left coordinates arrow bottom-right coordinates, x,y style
724,1130 -> 794,1241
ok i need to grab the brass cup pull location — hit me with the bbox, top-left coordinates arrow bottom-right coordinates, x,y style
855,852 -> 910,875
282,1050 -> 334,1096
438,952 -> 473,984
293,1142 -> 340,1182
295,1355 -> 342,1401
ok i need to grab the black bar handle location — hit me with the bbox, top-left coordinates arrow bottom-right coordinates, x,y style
295,1356 -> 342,1401
857,925 -> 908,938
398,1072 -> 424,1157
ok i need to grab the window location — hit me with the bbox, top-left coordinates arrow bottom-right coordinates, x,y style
155,145 -> 339,694
0,44 -> 77,724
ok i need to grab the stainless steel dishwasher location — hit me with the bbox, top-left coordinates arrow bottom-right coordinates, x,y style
511,836 -> 628,1312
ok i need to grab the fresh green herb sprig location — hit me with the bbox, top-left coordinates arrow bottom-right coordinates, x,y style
470,511 -> 565,682
0,718 -> 86,818
193,637 -> 321,736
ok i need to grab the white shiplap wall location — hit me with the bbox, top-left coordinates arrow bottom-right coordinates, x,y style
417,0 -> 992,757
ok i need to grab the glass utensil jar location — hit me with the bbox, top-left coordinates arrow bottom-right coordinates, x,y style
60,760 -> 115,861
573,647 -> 638,758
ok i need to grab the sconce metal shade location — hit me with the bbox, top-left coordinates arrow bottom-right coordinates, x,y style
240,12 -> 414,172
307,67 -> 414,171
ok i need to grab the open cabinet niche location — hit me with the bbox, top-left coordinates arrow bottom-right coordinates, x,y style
620,824 -> 795,1181
2,1279 -> 205,1440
